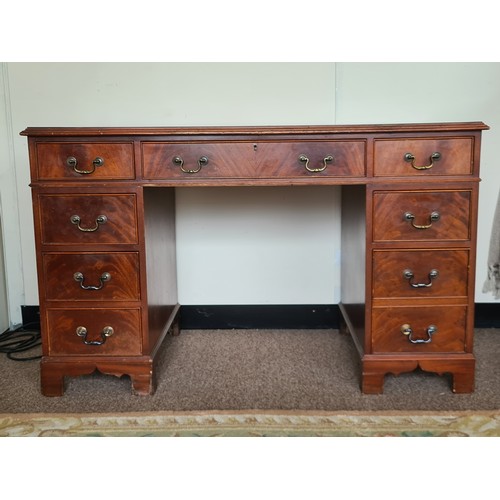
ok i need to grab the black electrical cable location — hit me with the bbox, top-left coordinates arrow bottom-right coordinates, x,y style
0,322 -> 42,361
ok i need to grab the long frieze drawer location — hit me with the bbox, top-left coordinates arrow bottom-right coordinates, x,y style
38,194 -> 139,245
372,190 -> 471,242
42,252 -> 140,301
35,142 -> 135,180
371,305 -> 467,353
142,142 -> 255,178
46,308 -> 142,356
142,140 -> 366,179
255,141 -> 365,177
372,249 -> 469,299
374,137 -> 473,176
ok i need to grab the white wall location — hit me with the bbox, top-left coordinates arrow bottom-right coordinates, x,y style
1,62 -> 499,326
0,215 -> 8,332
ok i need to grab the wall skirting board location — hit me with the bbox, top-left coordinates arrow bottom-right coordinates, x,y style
20,304 -> 500,330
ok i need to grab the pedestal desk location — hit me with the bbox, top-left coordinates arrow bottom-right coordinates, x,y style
21,122 -> 489,396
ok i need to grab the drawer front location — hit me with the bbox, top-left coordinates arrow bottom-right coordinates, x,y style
36,142 -> 135,180
38,194 -> 139,245
372,306 -> 466,353
374,137 -> 473,176
255,141 -> 365,177
47,308 -> 142,355
142,142 -> 255,179
373,190 -> 471,242
142,140 -> 366,179
42,252 -> 140,301
372,249 -> 469,298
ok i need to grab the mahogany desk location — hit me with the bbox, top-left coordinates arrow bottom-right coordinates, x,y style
21,122 -> 489,396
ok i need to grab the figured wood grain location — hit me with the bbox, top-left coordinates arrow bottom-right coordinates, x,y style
371,305 -> 467,353
38,193 -> 139,245
46,308 -> 142,356
35,142 -> 135,180
372,190 -> 472,242
42,252 -> 141,301
374,137 -> 474,176
372,249 -> 469,299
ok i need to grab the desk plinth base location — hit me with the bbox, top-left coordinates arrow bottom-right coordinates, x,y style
40,357 -> 156,397
361,354 -> 475,394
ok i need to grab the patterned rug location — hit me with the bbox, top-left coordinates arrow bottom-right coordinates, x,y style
2,410 -> 500,436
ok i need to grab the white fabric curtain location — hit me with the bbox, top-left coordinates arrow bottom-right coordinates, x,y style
483,189 -> 500,299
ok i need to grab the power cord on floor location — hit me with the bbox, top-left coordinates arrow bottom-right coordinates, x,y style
0,322 -> 42,361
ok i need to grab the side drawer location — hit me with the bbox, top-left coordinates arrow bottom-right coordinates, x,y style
372,190 -> 471,242
374,137 -> 473,176
35,142 -> 135,180
42,252 -> 141,301
38,193 -> 139,245
372,249 -> 469,299
46,308 -> 142,356
372,305 -> 467,353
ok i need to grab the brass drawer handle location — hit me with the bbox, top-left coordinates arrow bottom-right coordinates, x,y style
173,155 -> 208,174
299,154 -> 333,173
74,271 -> 111,290
400,324 -> 437,344
66,156 -> 104,175
404,211 -> 440,229
403,269 -> 439,288
70,214 -> 107,232
76,325 -> 114,346
404,152 -> 441,170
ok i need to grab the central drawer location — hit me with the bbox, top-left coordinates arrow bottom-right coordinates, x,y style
142,142 -> 254,178
255,141 -> 365,177
47,308 -> 142,356
142,140 -> 365,179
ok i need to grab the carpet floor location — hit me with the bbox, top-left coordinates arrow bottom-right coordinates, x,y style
1,328 -> 500,436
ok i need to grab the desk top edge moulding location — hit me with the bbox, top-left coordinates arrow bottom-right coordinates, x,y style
21,121 -> 489,137
22,121 -> 489,396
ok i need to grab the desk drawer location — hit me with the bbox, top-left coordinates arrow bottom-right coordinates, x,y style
142,140 -> 366,179
374,137 -> 473,176
35,142 -> 135,180
38,193 -> 139,245
255,141 -> 365,177
372,249 -> 469,299
372,190 -> 471,242
42,252 -> 141,301
47,308 -> 142,356
372,305 -> 467,353
142,142 -> 255,179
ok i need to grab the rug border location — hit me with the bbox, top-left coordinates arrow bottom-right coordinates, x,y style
2,409 -> 500,437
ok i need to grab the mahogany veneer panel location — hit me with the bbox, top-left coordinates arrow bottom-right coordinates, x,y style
38,193 -> 139,245
42,252 -> 141,301
35,142 -> 135,180
374,137 -> 474,176
372,190 -> 471,242
46,308 -> 142,356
